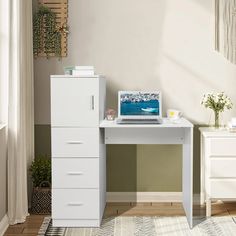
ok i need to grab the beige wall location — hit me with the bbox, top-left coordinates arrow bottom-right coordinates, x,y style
34,0 -> 236,192
0,126 -> 7,220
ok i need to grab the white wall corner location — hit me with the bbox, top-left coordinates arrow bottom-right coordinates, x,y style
106,192 -> 182,203
0,214 -> 9,236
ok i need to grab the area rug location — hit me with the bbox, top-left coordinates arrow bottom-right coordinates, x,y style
38,216 -> 236,236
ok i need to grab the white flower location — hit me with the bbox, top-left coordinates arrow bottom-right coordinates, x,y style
201,92 -> 233,112
214,95 -> 219,103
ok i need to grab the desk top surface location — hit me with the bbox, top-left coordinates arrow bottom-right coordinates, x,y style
100,118 -> 193,128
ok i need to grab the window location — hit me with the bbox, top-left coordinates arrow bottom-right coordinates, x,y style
0,1 -> 9,123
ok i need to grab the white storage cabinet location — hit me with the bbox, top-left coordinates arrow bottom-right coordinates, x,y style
200,128 -> 236,217
51,76 -> 106,227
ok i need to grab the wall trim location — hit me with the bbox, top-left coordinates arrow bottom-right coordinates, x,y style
106,192 -> 182,203
0,214 -> 8,236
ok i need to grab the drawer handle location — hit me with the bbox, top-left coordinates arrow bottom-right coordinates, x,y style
91,95 -> 95,110
67,202 -> 83,206
67,141 -> 83,144
67,172 -> 83,176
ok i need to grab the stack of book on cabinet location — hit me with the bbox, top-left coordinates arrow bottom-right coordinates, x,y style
64,66 -> 95,76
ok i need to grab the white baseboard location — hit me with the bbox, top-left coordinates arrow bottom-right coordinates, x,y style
0,214 -> 8,236
106,192 -> 182,203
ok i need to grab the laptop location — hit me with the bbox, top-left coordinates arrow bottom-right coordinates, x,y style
116,91 -> 162,124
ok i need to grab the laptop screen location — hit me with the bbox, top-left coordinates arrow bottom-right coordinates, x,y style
118,91 -> 161,119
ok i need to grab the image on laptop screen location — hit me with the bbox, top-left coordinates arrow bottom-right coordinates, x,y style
119,91 -> 161,117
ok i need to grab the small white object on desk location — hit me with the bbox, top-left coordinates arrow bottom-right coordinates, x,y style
227,117 -> 236,132
231,117 -> 236,127
228,122 -> 236,132
167,109 -> 182,120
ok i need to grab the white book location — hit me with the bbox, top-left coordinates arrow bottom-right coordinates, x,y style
74,66 -> 94,70
51,75 -> 100,78
72,69 -> 94,76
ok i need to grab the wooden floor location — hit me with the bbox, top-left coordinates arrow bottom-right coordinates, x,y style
4,201 -> 236,236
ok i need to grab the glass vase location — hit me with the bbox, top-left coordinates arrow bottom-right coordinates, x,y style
214,111 -> 220,128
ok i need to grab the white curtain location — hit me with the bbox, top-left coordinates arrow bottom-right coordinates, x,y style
7,0 -> 34,225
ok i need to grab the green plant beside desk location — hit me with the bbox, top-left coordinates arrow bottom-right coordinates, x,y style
30,156 -> 51,214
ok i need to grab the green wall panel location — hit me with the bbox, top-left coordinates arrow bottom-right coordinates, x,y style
107,145 -> 137,192
137,145 -> 182,192
35,125 -> 51,158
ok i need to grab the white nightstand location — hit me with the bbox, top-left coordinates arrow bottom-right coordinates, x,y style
200,127 -> 236,217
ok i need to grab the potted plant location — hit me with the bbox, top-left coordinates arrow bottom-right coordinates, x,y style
33,5 -> 68,58
30,156 -> 51,214
201,92 -> 233,128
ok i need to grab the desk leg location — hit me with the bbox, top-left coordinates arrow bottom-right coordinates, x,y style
200,134 -> 205,206
183,127 -> 193,228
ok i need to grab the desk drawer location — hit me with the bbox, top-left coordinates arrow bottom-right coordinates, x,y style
210,179 -> 236,198
52,189 -> 99,219
210,159 -> 236,178
52,128 -> 99,157
52,158 -> 99,188
210,138 -> 236,156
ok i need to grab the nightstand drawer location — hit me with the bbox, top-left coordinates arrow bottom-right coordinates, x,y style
52,189 -> 99,219
210,138 -> 236,156
52,158 -> 99,188
210,159 -> 236,177
210,180 -> 236,198
52,128 -> 99,157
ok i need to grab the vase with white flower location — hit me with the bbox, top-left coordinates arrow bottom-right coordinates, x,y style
201,92 -> 233,128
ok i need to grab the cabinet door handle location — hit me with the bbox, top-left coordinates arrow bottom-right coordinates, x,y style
67,202 -> 83,206
66,141 -> 83,144
67,172 -> 83,176
91,95 -> 95,110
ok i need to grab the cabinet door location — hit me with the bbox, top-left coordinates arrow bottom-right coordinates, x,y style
51,78 -> 99,127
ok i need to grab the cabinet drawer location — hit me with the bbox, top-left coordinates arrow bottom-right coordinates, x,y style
210,159 -> 236,177
52,128 -> 99,157
210,138 -> 236,156
52,189 -> 99,219
52,158 -> 99,188
210,180 -> 236,198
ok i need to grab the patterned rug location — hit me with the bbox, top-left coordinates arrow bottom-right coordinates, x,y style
38,216 -> 236,236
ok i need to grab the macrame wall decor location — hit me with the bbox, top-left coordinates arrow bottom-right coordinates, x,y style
215,0 -> 236,64
33,0 -> 68,58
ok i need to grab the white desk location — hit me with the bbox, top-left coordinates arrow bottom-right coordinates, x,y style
100,118 -> 194,228
51,76 -> 194,228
